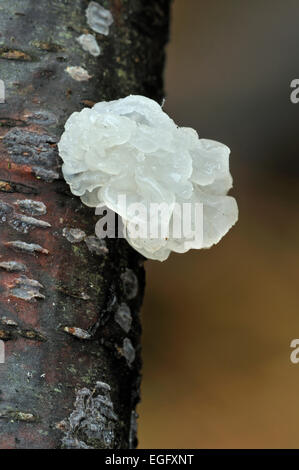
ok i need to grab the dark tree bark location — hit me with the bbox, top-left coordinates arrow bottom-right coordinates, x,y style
0,0 -> 171,449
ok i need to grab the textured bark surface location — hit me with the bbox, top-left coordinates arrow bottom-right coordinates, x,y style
0,0 -> 171,449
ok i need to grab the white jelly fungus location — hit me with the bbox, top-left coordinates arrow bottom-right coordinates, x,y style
58,95 -> 238,261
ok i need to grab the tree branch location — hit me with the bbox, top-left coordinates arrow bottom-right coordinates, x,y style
0,0 -> 171,449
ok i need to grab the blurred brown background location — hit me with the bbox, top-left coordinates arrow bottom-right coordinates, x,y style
138,0 -> 299,448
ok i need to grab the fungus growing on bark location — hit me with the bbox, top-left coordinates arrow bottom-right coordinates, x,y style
58,95 -> 238,261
